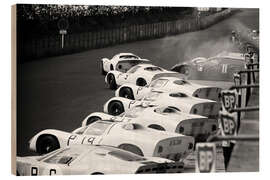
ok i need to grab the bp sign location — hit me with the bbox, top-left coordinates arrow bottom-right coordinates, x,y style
195,143 -> 216,173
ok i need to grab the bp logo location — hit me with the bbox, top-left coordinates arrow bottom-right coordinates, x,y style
220,114 -> 236,135
221,91 -> 237,112
196,143 -> 216,173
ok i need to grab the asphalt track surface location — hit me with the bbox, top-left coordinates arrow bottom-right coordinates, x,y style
17,8 -> 259,172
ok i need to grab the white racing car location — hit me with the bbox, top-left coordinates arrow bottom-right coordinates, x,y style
115,77 -> 222,101
29,120 -> 194,162
17,145 -> 185,175
82,107 -> 218,142
105,63 -> 185,90
100,53 -> 150,75
104,93 -> 220,119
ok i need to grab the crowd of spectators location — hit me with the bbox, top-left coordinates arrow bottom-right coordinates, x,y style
17,4 -> 194,38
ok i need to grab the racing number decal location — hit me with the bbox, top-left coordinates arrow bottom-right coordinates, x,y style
221,64 -> 228,73
67,135 -> 77,146
31,167 -> 38,176
221,91 -> 236,112
68,135 -> 96,145
220,114 -> 236,135
87,137 -> 96,144
49,169 -> 56,176
196,143 -> 216,173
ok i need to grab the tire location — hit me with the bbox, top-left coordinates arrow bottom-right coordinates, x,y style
107,74 -> 117,90
107,101 -> 124,116
118,144 -> 144,156
101,62 -> 106,75
86,116 -> 101,125
179,65 -> 190,76
136,78 -> 147,87
92,172 -> 104,175
148,124 -> 165,131
36,135 -> 60,155
119,87 -> 135,100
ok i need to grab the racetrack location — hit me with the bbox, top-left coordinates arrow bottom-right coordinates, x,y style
17,8 -> 259,172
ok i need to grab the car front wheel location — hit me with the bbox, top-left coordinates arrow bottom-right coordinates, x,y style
119,87 -> 135,100
36,135 -> 60,155
107,101 -> 125,115
107,74 -> 117,90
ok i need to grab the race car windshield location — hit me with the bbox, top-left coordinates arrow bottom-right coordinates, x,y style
150,79 -> 169,88
144,66 -> 163,71
84,121 -> 112,136
43,147 -> 84,164
154,107 -> 181,114
119,55 -> 139,59
108,150 -> 146,161
74,126 -> 88,135
127,65 -> 141,73
169,92 -> 188,98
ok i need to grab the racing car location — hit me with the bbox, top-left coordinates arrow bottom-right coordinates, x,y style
115,77 -> 222,101
171,51 -> 253,88
104,93 -> 220,119
100,53 -> 150,75
81,107 -> 218,142
17,145 -> 185,175
29,120 -> 194,162
105,63 -> 185,90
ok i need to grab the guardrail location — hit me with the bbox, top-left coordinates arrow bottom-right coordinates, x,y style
207,135 -> 259,142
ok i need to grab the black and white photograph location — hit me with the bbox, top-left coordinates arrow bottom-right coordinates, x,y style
11,2 -> 259,176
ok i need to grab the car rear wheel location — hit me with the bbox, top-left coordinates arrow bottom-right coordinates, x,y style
86,116 -> 101,125
92,172 -> 104,175
119,144 -> 144,156
36,135 -> 60,155
107,101 -> 124,115
136,78 -> 147,87
107,74 -> 117,90
179,65 -> 190,76
119,87 -> 135,100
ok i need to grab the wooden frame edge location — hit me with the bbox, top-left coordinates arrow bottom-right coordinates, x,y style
11,4 -> 17,176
